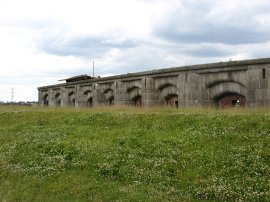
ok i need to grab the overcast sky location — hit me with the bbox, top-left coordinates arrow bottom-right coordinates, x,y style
1,0 -> 270,101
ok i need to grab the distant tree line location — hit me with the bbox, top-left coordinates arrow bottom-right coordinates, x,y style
0,101 -> 38,106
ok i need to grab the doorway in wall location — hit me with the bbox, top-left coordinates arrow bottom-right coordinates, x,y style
165,95 -> 178,108
217,94 -> 246,108
133,96 -> 142,107
108,96 -> 114,106
43,94 -> 49,106
87,97 -> 93,107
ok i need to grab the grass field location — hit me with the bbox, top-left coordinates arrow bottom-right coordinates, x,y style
0,106 -> 269,201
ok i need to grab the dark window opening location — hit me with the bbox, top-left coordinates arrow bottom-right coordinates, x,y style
217,94 -> 245,108
44,99 -> 49,106
231,99 -> 237,106
175,101 -> 178,108
133,96 -> 142,107
263,68 -> 266,79
72,98 -> 75,107
43,95 -> 49,106
108,97 -> 114,106
87,98 -> 93,107
231,99 -> 240,107
56,99 -> 61,107
55,93 -> 60,107
166,95 -> 178,108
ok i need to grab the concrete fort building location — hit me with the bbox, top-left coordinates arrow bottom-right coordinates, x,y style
38,57 -> 270,108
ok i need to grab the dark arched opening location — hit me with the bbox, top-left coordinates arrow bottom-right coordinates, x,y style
56,99 -> 61,107
71,98 -> 75,107
43,94 -> 49,106
215,93 -> 246,108
87,97 -> 93,107
84,90 -> 91,95
165,94 -> 178,108
108,96 -> 114,106
133,95 -> 142,107
55,93 -> 61,107
68,92 -> 75,107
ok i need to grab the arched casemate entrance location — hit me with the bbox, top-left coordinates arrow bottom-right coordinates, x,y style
104,88 -> 114,106
84,90 -> 93,107
87,97 -> 93,107
216,93 -> 246,108
43,94 -> 49,106
133,95 -> 142,107
127,85 -> 142,107
68,92 -> 75,107
207,80 -> 246,108
108,95 -> 114,105
55,93 -> 61,107
165,94 -> 178,107
158,83 -> 178,108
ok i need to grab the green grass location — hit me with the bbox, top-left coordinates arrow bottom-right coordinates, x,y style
0,106 -> 269,201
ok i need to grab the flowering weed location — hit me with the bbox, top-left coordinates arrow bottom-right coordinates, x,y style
0,106 -> 269,201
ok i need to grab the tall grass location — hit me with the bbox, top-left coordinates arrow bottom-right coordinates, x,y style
0,106 -> 269,201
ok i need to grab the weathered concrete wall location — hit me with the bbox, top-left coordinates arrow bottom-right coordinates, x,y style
38,58 -> 270,108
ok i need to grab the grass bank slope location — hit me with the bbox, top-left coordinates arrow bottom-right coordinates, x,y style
0,106 -> 269,201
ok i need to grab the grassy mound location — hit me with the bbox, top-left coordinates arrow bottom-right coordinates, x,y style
0,106 -> 269,201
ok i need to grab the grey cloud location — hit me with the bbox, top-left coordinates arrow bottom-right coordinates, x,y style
154,1 -> 270,45
251,52 -> 270,59
39,35 -> 138,57
157,25 -> 270,45
94,46 -> 180,76
179,45 -> 230,57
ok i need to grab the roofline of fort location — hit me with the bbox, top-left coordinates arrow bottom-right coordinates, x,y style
38,57 -> 270,89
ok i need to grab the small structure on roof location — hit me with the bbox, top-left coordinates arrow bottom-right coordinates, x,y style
59,75 -> 93,83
